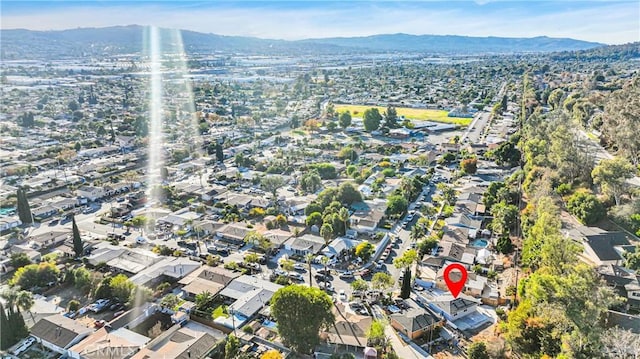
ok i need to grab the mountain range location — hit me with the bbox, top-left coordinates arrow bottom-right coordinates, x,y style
1,25 -> 606,59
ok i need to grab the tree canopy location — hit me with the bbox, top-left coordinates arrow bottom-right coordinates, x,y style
270,285 -> 334,354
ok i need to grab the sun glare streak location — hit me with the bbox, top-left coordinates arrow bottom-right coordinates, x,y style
146,26 -> 164,209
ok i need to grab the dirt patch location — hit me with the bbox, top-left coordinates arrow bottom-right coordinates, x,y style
129,312 -> 173,339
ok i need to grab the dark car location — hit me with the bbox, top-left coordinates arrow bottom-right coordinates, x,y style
315,273 -> 331,282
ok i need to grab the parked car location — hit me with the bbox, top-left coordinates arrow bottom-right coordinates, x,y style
12,337 -> 35,355
287,272 -> 304,282
315,273 -> 331,282
375,260 -> 384,269
317,268 -> 332,276
293,263 -> 307,272
89,299 -> 111,313
94,319 -> 107,328
339,271 -> 354,279
320,282 -> 334,292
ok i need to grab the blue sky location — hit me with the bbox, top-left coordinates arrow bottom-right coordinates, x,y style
1,1 -> 639,44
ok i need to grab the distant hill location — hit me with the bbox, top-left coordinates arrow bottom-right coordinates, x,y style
0,25 -> 605,60
549,42 -> 640,61
300,33 -> 604,53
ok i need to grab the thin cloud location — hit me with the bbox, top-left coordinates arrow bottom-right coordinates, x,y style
1,1 -> 638,44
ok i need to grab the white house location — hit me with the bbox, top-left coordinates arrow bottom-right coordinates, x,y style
77,186 -> 105,201
0,216 -> 21,231
30,314 -> 93,356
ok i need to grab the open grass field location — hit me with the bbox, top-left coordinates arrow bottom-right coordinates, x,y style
334,104 -> 472,126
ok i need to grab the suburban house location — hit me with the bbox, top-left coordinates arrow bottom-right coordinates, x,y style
284,234 -> 326,256
77,186 -> 105,201
322,237 -> 361,260
390,307 -> 442,340
322,303 -> 371,353
178,266 -> 240,299
418,293 -> 480,322
0,216 -> 21,232
129,256 -> 201,287
130,323 -> 221,359
573,228 -> 631,266
216,223 -> 252,246
32,205 -> 58,221
215,276 -> 282,329
68,327 -> 150,359
30,314 -> 93,356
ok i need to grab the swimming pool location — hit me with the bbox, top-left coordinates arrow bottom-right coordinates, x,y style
470,239 -> 489,248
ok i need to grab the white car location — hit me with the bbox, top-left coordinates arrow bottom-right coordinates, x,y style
338,289 -> 347,301
12,337 -> 36,355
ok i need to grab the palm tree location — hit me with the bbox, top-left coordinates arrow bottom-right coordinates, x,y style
1,289 -> 34,324
16,290 -> 35,324
305,253 -> 314,288
320,223 -> 333,246
337,207 -> 350,236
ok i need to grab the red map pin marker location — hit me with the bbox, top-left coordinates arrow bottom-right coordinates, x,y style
443,263 -> 468,298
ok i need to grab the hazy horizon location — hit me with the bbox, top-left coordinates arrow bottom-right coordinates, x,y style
1,1 -> 639,45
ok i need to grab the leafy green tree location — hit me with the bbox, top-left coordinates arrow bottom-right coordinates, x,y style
300,170 -> 322,193
417,237 -> 438,255
339,111 -> 352,129
351,279 -> 369,291
306,212 -> 323,227
495,235 -> 514,254
467,342 -> 490,359
491,141 -> 521,167
10,253 -> 31,269
522,197 -> 561,270
371,272 -> 393,290
67,299 -> 81,312
11,261 -> 59,289
110,274 -> 135,303
363,108 -> 382,132
72,215 -> 83,257
73,267 -> 91,291
567,191 -> 606,225
270,285 -> 334,354
261,175 -> 286,201
94,277 -> 113,300
623,245 -> 640,270
592,156 -> 636,206
309,163 -> 337,179
337,183 -> 362,204
393,249 -> 417,270
224,334 -> 240,359
160,294 -> 181,309
355,241 -> 374,262
460,157 -> 478,174
386,195 -> 408,217
490,202 -> 519,237
337,147 -> 358,161
366,319 -> 388,347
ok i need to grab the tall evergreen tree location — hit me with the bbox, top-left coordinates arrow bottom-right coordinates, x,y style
215,142 -> 224,162
72,215 -> 83,257
384,106 -> 398,129
16,188 -> 33,225
0,302 -> 11,350
6,305 -> 27,345
400,268 -> 412,299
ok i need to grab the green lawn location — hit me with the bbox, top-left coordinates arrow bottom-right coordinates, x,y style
334,104 -> 472,126
212,305 -> 229,319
